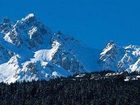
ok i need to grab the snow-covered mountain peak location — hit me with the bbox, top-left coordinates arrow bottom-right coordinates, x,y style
99,42 -> 140,73
125,44 -> 140,50
1,14 -> 140,83
106,41 -> 116,47
0,14 -> 100,83
99,41 -> 122,71
124,45 -> 140,57
20,13 -> 37,26
1,14 -> 52,48
100,41 -> 117,56
22,13 -> 35,21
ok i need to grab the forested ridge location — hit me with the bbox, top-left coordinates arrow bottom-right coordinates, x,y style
0,71 -> 140,105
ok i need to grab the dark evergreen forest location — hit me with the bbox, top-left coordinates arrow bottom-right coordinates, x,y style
0,72 -> 140,105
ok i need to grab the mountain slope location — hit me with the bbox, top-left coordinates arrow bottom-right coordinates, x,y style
99,42 -> 140,73
0,13 -> 140,83
0,13 -> 100,83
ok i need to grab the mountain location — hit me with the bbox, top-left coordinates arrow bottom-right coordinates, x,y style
0,13 -> 140,84
99,42 -> 140,73
0,13 -> 100,83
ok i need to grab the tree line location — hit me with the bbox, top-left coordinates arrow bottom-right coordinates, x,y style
0,71 -> 140,105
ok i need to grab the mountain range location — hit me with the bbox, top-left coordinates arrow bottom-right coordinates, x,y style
0,13 -> 139,83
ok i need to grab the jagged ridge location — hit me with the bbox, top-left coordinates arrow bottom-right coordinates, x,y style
0,13 -> 99,83
0,13 -> 140,84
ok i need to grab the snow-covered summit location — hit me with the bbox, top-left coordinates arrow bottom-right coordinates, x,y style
0,13 -> 140,84
99,42 -> 140,73
23,13 -> 35,21
0,13 -> 99,83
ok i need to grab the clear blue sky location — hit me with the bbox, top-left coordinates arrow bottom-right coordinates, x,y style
0,0 -> 140,48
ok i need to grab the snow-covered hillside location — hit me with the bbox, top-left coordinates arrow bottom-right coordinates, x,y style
0,13 -> 100,83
